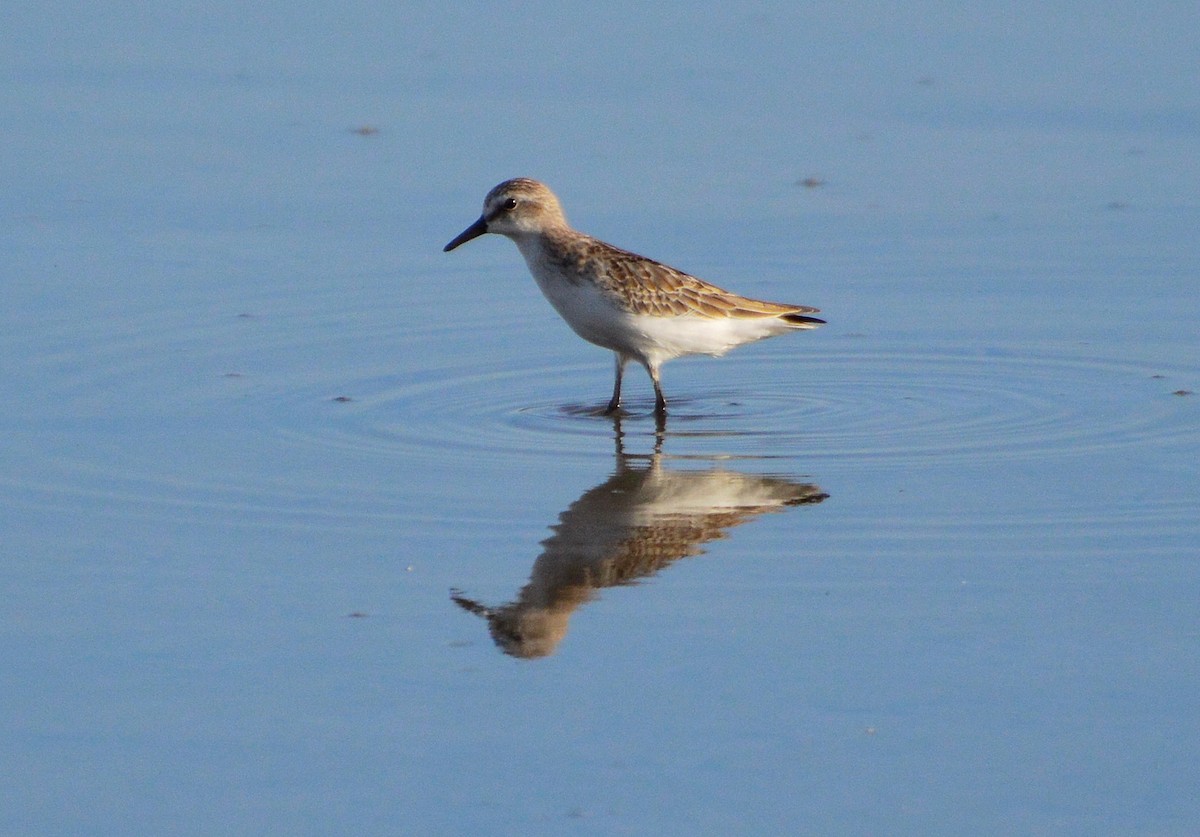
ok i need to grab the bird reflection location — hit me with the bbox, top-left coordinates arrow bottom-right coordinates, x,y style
451,427 -> 827,659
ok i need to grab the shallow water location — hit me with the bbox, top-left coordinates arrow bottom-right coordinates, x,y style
4,2 -> 1200,834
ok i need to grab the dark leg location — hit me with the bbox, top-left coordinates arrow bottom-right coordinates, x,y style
605,354 -> 626,414
649,364 -> 667,416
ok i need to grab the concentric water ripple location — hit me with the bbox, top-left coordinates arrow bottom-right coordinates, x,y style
5,283 -> 1195,537
296,341 -> 1196,467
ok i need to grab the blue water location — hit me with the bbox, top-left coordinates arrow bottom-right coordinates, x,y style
3,3 -> 1198,834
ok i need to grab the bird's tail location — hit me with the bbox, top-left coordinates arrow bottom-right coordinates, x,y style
781,312 -> 826,328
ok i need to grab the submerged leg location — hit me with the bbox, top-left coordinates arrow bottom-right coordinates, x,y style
648,363 -> 667,416
605,354 -> 627,414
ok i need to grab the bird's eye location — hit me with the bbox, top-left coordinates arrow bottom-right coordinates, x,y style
501,197 -> 517,211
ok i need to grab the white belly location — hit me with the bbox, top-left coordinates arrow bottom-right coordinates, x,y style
516,240 -> 790,365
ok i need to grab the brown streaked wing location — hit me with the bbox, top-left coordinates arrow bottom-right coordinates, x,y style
589,239 -> 821,319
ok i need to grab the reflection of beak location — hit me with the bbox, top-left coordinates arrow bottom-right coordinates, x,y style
451,589 -> 491,618
443,216 -> 488,252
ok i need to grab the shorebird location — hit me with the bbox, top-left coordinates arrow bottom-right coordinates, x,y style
443,178 -> 824,416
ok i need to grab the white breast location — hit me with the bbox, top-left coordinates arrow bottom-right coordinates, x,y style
515,238 -> 634,352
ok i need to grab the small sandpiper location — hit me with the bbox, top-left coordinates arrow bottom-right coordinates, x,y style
444,178 -> 824,416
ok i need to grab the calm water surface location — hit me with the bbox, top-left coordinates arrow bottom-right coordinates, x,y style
3,2 -> 1199,834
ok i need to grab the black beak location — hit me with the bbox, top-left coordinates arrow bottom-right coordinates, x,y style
443,216 -> 488,252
